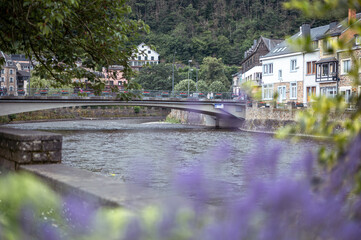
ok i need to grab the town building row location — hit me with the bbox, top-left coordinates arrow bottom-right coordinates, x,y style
0,43 -> 159,96
233,9 -> 361,105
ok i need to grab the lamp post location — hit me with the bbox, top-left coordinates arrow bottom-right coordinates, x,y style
172,50 -> 176,96
196,68 -> 198,92
188,60 -> 192,96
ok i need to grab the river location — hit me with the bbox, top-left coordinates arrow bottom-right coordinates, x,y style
4,118 -> 326,195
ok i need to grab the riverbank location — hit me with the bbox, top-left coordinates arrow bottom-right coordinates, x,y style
0,106 -> 170,125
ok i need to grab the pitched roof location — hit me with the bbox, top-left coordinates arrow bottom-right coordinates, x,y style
262,24 -> 331,59
261,37 -> 283,51
17,70 -> 30,77
325,13 -> 361,37
241,36 -> 283,64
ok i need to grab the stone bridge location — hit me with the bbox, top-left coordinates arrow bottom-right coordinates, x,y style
0,97 -> 246,128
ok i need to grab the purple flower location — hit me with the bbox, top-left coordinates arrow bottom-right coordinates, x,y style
62,195 -> 97,235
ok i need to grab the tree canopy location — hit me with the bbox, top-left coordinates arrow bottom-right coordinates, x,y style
174,79 -> 196,92
133,63 -> 180,90
0,0 -> 148,93
128,0 -> 342,65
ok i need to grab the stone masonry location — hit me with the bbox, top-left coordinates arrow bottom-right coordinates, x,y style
0,128 -> 62,170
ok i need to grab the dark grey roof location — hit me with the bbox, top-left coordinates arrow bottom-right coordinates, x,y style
261,37 -> 283,51
10,54 -> 28,61
316,57 -> 337,63
17,70 -> 30,77
262,24 -> 331,58
242,36 -> 283,63
325,13 -> 361,37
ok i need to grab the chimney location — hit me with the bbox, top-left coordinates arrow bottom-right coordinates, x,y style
349,8 -> 356,24
329,22 -> 337,29
300,24 -> 311,37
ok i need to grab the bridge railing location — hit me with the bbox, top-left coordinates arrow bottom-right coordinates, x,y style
1,88 -> 248,101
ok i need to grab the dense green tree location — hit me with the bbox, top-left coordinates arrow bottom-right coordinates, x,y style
199,57 -> 229,87
174,79 -> 196,92
209,81 -> 227,93
196,80 -> 208,92
133,63 -> 180,90
0,0 -> 148,94
129,0 -> 340,66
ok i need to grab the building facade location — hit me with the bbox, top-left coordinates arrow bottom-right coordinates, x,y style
240,37 -> 282,93
130,43 -> 160,71
0,53 -> 32,96
261,24 -> 332,104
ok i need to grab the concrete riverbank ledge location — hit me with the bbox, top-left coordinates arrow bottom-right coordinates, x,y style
0,127 -> 62,170
20,164 -> 176,209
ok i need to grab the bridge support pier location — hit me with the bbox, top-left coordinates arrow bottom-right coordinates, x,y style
204,115 -> 243,129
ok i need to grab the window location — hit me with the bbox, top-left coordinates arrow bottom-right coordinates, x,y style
356,35 -> 361,45
1,77 -> 4,82
342,59 -> 351,74
263,63 -> 273,75
145,56 -> 148,61
340,88 -> 352,103
109,81 -> 114,85
262,84 -> 274,100
312,41 -> 318,49
290,59 -> 297,72
118,81 -> 123,86
290,82 -> 297,99
10,69 -> 13,75
307,61 -> 316,75
10,86 -> 13,91
320,87 -> 337,98
10,77 -> 13,83
148,50 -> 151,54
1,69 -> 4,74
278,70 -> 282,80
138,56 -> 141,60
151,56 -> 154,60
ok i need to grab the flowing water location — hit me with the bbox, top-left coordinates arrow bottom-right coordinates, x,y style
5,118 -> 327,194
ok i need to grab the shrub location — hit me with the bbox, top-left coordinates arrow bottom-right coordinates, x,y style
134,106 -> 141,114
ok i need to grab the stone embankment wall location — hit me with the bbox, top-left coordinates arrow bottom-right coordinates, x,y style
241,103 -> 298,132
1,106 -> 170,124
167,109 -> 207,125
167,102 -> 353,131
0,128 -> 62,170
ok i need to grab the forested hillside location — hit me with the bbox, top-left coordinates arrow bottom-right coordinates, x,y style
128,0 -> 342,66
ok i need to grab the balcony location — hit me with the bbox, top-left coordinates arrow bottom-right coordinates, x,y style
315,58 -> 338,82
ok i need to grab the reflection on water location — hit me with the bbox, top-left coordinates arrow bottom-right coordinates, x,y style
5,119 -> 326,193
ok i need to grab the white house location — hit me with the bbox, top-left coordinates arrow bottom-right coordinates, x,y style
260,24 -> 331,104
130,43 -> 160,71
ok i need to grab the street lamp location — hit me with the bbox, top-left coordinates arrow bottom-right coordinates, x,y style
188,60 -> 192,96
196,68 -> 199,92
172,50 -> 176,96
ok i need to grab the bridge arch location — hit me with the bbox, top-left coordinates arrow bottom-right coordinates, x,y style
0,97 -> 246,128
